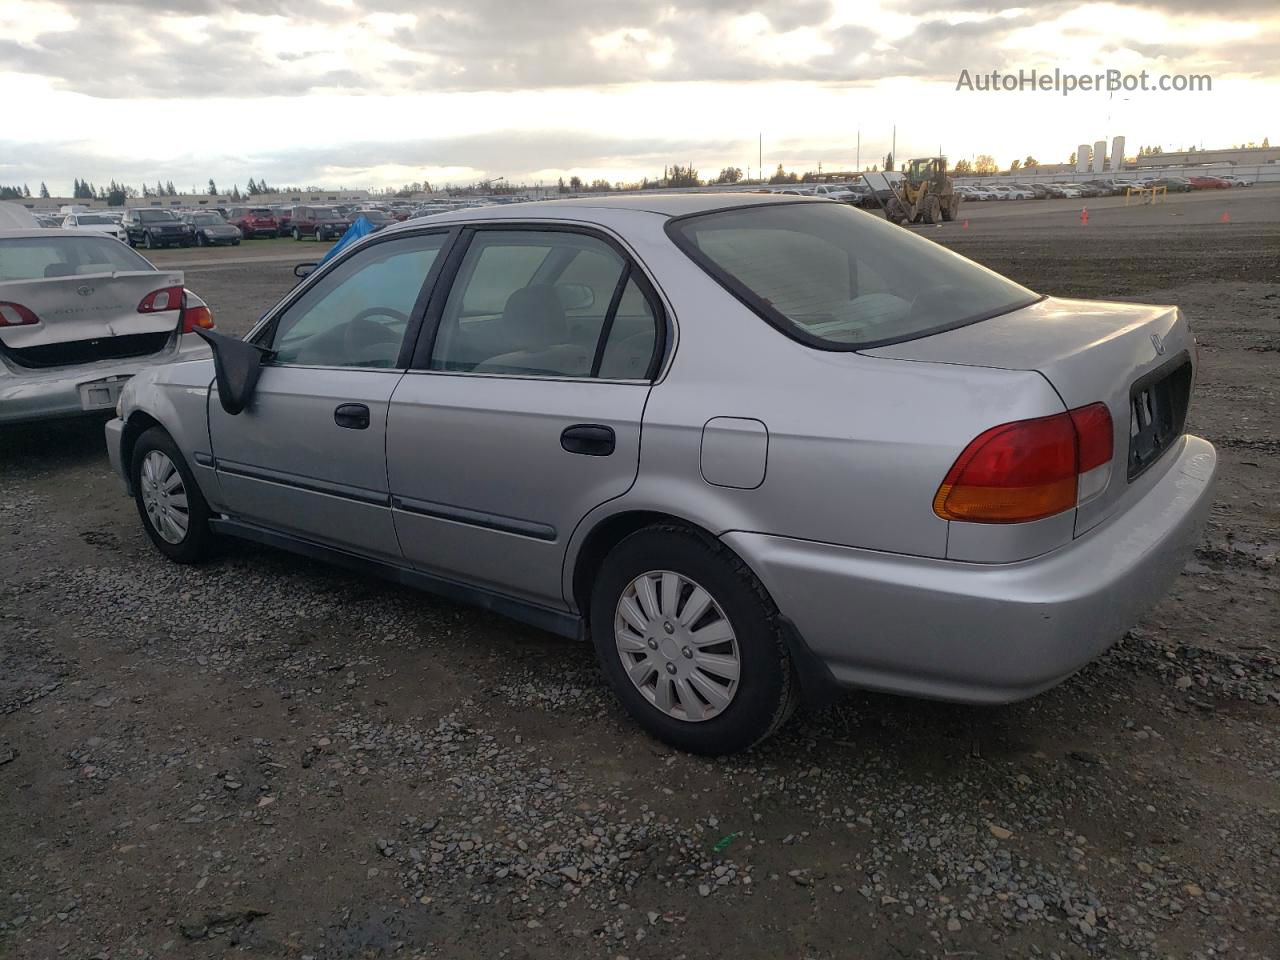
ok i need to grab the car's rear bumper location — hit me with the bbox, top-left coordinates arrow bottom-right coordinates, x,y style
724,435 -> 1217,705
0,335 -> 210,425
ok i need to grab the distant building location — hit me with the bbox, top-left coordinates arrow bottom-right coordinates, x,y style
1133,145 -> 1280,168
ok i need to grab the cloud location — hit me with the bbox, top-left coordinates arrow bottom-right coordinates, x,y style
4,0 -> 1275,100
0,0 -> 890,97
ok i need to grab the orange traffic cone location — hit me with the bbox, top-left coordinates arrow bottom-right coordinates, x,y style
1080,207 -> 1088,226
1220,211 -> 1231,223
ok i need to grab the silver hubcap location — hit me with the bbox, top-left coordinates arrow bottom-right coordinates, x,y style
140,450 -> 189,544
614,570 -> 740,723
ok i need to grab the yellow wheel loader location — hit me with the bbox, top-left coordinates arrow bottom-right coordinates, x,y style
883,157 -> 962,226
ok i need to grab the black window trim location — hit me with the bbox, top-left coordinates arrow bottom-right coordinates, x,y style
252,225 -> 461,371
407,221 -> 668,382
663,200 -> 1044,353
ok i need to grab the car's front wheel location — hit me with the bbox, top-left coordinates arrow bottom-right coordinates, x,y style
144,232 -> 155,249
131,426 -> 215,564
293,227 -> 301,240
590,525 -> 798,754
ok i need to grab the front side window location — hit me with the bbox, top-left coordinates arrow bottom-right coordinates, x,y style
428,230 -> 659,379
669,202 -> 1038,349
268,233 -> 446,368
0,236 -> 154,281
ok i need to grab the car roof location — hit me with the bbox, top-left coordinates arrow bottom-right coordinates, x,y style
0,228 -> 134,239
386,192 -> 821,230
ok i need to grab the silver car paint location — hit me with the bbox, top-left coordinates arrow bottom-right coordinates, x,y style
387,372 -> 649,605
207,365 -> 405,559
726,435 -> 1216,702
106,195 -> 1217,705
870,296 -> 1195,539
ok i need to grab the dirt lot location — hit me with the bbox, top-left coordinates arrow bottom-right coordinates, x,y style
2,188 -> 1277,960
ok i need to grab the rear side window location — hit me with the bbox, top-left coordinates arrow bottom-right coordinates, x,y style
667,202 -> 1038,349
0,236 -> 153,281
428,230 -> 661,380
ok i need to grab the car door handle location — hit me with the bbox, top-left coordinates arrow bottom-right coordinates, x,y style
561,424 -> 615,456
334,403 -> 370,430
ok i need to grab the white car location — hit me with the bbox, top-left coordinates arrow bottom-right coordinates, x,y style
62,212 -> 128,242
808,184 -> 858,202
1217,175 -> 1250,187
996,186 -> 1034,200
966,186 -> 996,200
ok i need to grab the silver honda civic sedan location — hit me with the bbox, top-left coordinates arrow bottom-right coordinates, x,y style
104,195 -> 1217,754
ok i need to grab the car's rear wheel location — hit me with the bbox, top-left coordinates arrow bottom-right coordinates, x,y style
196,232 -> 206,247
292,227 -> 301,240
131,427 -> 214,564
144,232 -> 155,249
590,525 -> 798,754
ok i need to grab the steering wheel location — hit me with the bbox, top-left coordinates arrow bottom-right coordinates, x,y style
351,306 -> 410,325
343,309 -> 408,357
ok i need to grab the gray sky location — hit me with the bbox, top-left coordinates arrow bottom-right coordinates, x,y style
1,0 -> 1276,193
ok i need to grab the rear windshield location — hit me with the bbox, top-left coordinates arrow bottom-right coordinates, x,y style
250,208 -> 272,216
0,236 -> 154,281
138,210 -> 177,222
667,202 -> 1039,349
77,214 -> 115,224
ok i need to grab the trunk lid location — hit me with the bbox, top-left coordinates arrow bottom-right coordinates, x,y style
864,296 -> 1196,536
0,269 -> 184,350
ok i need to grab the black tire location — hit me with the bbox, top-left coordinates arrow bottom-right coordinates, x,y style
130,426 -> 215,564
292,227 -> 301,240
233,238 -> 241,246
196,232 -> 206,247
590,524 -> 798,754
144,232 -> 155,250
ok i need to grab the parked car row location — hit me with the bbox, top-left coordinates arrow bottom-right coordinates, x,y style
956,171 -> 1255,201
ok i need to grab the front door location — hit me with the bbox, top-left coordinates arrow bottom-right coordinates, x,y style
387,226 -> 664,607
208,230 -> 450,559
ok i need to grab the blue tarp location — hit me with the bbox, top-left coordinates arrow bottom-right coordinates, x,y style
320,216 -> 375,264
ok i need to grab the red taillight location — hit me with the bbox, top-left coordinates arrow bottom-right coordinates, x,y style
138,285 -> 183,313
1069,403 -> 1113,472
0,301 -> 40,327
181,303 -> 215,333
934,402 -> 1114,524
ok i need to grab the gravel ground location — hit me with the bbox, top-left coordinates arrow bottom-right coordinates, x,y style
1,191 -> 1277,959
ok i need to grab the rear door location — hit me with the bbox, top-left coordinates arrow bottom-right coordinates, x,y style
207,229 -> 452,559
386,225 -> 665,607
